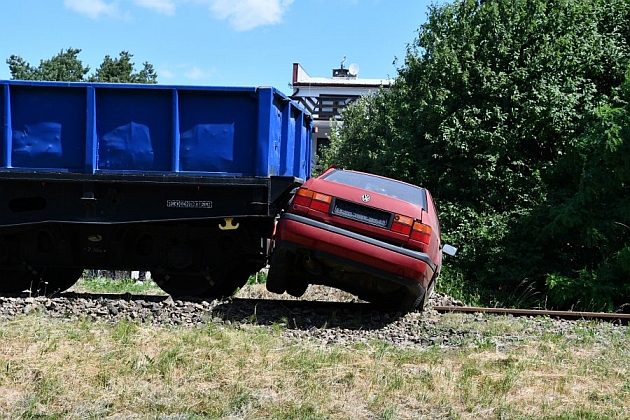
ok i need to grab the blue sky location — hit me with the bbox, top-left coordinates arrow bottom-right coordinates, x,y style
0,0 -> 433,95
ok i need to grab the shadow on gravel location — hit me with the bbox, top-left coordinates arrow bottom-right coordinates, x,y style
213,298 -> 405,331
57,293 -> 406,330
3,291 -> 405,331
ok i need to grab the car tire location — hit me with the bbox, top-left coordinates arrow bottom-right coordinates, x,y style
399,292 -> 426,312
285,279 -> 308,297
362,286 -> 426,313
266,250 -> 290,294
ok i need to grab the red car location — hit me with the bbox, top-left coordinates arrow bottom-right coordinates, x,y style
267,168 -> 456,311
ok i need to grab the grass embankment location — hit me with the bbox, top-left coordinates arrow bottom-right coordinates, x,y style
0,312 -> 627,418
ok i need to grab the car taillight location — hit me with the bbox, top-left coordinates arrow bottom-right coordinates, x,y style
293,188 -> 332,213
294,188 -> 313,207
411,221 -> 432,244
391,214 -> 413,235
392,214 -> 432,245
311,192 -> 332,212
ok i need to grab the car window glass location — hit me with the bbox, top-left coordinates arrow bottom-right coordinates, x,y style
323,170 -> 426,209
428,194 -> 441,237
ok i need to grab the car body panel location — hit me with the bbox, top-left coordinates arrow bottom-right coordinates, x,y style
268,168 -> 445,311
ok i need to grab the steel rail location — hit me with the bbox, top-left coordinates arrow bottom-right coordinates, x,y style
433,305 -> 630,324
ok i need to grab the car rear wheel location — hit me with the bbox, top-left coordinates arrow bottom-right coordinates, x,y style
266,249 -> 308,297
285,279 -> 308,297
360,286 -> 426,313
398,291 -> 426,312
266,249 -> 290,294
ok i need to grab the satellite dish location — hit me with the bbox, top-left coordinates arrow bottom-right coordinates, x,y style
348,63 -> 360,77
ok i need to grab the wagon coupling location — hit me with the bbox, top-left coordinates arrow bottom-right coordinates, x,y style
219,218 -> 240,231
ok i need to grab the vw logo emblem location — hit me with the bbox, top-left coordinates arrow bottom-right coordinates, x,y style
361,194 -> 371,203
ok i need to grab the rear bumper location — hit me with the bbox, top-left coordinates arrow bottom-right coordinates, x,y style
274,213 -> 436,290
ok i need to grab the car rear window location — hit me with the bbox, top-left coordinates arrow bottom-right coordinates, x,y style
322,170 -> 427,209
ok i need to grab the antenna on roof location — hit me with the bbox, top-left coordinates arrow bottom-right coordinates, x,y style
333,56 -> 357,78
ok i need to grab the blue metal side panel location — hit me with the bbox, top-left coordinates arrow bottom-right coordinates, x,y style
0,81 -> 312,179
96,88 -> 171,171
255,88 -> 273,177
279,103 -> 296,177
268,95 -> 283,176
1,84 -> 9,167
293,108 -> 306,179
277,98 -> 311,180
171,90 -> 180,172
303,115 -> 313,179
9,85 -> 86,171
178,90 -> 257,174
85,87 -> 97,174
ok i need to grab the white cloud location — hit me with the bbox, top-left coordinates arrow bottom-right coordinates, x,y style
157,67 -> 176,79
64,0 -> 121,19
208,0 -> 294,31
64,0 -> 294,29
157,64 -> 216,84
185,66 -> 205,80
133,0 -> 176,15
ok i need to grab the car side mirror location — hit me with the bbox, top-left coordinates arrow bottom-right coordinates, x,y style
442,244 -> 458,257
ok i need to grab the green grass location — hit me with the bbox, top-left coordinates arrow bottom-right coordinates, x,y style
247,270 -> 268,285
72,271 -> 268,295
0,313 -> 627,418
71,274 -> 164,295
435,265 -> 482,306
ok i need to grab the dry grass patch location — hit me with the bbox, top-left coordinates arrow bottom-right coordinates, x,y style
0,313 -> 627,418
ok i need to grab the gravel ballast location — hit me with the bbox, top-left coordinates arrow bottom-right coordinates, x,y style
0,284 -> 625,349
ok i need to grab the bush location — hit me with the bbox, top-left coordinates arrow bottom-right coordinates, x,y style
322,0 -> 630,310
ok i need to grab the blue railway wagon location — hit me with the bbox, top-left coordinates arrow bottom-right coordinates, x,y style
0,80 -> 312,297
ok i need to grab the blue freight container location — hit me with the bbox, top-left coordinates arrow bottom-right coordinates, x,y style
1,80 -> 311,179
0,80 -> 313,298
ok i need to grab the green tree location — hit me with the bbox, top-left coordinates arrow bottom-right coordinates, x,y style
322,0 -> 630,309
89,51 -> 157,83
7,48 -> 88,81
6,48 -> 157,83
535,68 -> 630,310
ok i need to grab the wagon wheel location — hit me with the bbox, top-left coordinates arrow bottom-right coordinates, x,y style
37,267 -> 84,295
154,266 -> 252,299
0,266 -> 82,295
0,267 -> 37,294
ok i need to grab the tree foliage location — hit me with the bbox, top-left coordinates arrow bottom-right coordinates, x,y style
6,48 -> 157,83
538,69 -> 630,309
322,0 -> 630,310
89,51 -> 157,83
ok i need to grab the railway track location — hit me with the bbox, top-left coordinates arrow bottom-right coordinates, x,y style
434,305 -> 630,324
2,290 -> 627,325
